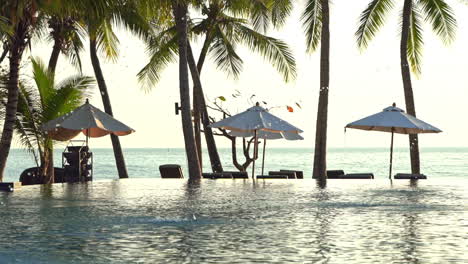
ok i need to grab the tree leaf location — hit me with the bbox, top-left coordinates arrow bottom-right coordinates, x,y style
287,106 -> 293,112
218,96 -> 226,101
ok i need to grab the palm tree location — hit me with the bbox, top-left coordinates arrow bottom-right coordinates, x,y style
356,0 -> 456,174
171,0 -> 202,179
46,16 -> 83,75
0,0 -> 48,181
70,0 -> 151,179
139,0 -> 296,173
301,0 -> 330,182
8,57 -> 93,183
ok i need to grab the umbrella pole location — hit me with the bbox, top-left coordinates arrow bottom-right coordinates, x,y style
389,129 -> 394,179
261,138 -> 267,176
86,129 -> 89,147
252,130 -> 258,179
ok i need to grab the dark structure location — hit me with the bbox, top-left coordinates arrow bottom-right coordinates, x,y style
19,167 -> 65,185
394,173 -> 427,179
62,143 -> 93,182
159,164 -> 184,178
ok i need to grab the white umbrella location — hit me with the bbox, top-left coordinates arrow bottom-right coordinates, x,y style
42,99 -> 135,143
345,103 -> 441,178
228,130 -> 303,175
209,103 -> 303,178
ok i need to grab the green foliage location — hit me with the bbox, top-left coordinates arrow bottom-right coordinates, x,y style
301,0 -> 323,53
355,0 -> 395,50
11,57 -> 94,163
139,0 -> 296,90
356,0 -> 457,75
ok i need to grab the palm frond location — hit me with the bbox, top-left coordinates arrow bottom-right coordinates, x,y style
234,23 -> 296,82
248,0 -> 271,33
355,0 -> 395,50
269,0 -> 293,28
96,19 -> 120,61
210,26 -> 243,78
418,0 -> 456,44
43,75 -> 93,121
112,1 -> 152,42
0,15 -> 13,37
137,27 -> 179,91
406,4 -> 424,76
301,0 -> 322,53
31,57 -> 55,107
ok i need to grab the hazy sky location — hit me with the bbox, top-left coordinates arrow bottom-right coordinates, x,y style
21,0 -> 468,149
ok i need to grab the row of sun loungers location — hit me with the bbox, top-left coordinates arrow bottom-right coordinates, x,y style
158,165 -> 426,180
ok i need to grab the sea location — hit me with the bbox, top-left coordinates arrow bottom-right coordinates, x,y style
1,148 -> 467,263
3,147 -> 468,181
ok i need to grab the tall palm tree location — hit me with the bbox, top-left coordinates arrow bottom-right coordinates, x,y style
301,0 -> 330,182
0,0 -> 50,181
172,0 -> 202,179
46,16 -> 83,74
139,0 -> 296,173
71,0 -> 151,179
6,57 -> 93,183
356,0 -> 456,174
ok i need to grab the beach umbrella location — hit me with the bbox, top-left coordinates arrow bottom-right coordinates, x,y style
41,99 -> 135,143
228,130 -> 303,175
209,103 -> 303,178
345,103 -> 441,178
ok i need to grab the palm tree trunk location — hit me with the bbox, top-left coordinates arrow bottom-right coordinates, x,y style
172,1 -> 202,179
42,45 -> 63,184
89,39 -> 129,179
312,0 -> 330,182
401,0 -> 420,174
187,42 -> 223,172
0,43 -> 8,65
192,32 -> 214,171
0,24 -> 28,181
48,39 -> 61,75
43,141 -> 54,184
193,83 -> 202,169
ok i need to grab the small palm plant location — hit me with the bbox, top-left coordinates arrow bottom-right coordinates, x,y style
5,57 -> 94,183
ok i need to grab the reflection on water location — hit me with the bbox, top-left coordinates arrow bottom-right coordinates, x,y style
0,179 -> 467,264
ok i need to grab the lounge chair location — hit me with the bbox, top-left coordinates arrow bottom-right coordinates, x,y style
223,171 -> 249,179
202,172 -> 233,179
269,171 -> 296,179
280,170 -> 304,179
257,175 -> 288,179
19,167 -> 65,185
340,173 -> 374,179
324,170 -> 374,179
394,173 -> 427,179
326,170 -> 345,179
159,164 -> 184,178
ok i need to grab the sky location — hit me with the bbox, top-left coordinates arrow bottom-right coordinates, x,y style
18,0 -> 468,149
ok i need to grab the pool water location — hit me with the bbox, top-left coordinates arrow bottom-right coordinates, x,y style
0,179 -> 467,263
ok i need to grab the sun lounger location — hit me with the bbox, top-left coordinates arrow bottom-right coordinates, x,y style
394,173 -> 427,179
159,164 -> 184,178
224,171 -> 249,179
340,173 -> 374,179
280,170 -> 304,179
202,173 -> 233,179
326,170 -> 345,179
269,171 -> 296,179
257,175 -> 289,179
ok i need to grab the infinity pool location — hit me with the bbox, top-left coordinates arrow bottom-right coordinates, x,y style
0,179 -> 466,263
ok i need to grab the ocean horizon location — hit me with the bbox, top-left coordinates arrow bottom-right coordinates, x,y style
5,147 -> 468,182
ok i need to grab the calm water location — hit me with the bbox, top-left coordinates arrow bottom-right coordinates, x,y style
3,148 -> 468,181
0,179 -> 467,263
